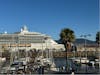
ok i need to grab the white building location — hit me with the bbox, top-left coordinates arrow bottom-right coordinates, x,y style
0,26 -> 65,51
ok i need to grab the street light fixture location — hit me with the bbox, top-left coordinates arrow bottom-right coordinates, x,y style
80,34 -> 91,58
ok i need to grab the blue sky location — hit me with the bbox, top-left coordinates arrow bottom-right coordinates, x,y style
0,0 -> 99,41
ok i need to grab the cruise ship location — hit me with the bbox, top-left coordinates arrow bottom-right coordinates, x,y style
0,25 -> 65,51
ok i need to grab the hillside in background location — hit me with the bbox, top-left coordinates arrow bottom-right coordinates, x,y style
55,38 -> 96,45
74,38 -> 96,45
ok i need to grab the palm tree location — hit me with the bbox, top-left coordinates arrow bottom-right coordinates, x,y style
96,31 -> 100,59
59,28 -> 75,72
60,28 -> 75,52
96,31 -> 100,47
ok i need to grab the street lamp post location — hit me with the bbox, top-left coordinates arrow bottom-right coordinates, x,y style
80,34 -> 91,73
42,37 -> 44,58
44,37 -> 48,58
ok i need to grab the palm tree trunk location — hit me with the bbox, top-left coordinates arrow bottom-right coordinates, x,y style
64,42 -> 72,73
64,42 -> 68,73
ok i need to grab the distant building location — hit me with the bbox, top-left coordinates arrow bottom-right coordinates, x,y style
0,26 -> 65,51
76,44 -> 99,51
74,39 -> 99,51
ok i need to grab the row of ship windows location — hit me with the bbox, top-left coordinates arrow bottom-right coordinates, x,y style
0,36 -> 44,39
0,40 -> 45,43
0,38 -> 44,41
